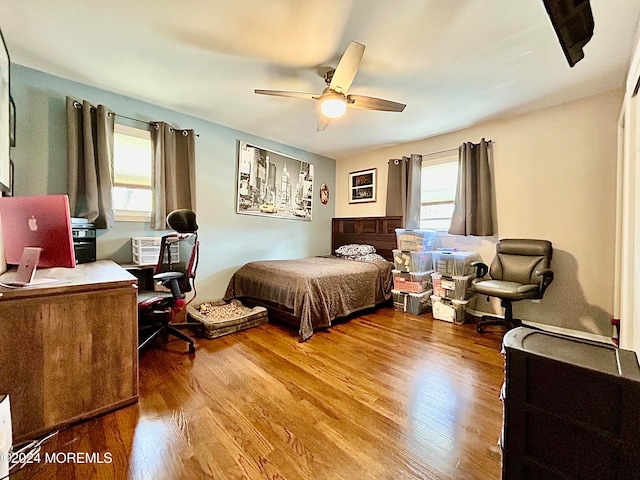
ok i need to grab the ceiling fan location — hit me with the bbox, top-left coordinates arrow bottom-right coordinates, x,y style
255,41 -> 406,131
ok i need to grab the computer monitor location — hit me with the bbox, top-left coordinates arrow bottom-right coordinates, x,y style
0,194 -> 76,268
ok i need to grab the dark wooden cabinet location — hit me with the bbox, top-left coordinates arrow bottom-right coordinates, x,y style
502,327 -> 640,479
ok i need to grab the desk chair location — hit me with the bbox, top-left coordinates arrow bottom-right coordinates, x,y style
138,209 -> 201,354
472,239 -> 554,334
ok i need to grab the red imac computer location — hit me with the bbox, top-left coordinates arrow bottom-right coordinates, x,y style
0,194 -> 76,268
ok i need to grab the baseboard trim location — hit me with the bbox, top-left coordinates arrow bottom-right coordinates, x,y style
523,320 -> 614,346
464,307 -> 613,346
466,307 -> 501,319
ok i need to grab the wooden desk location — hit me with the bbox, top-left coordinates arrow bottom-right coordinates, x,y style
0,260 -> 138,443
119,263 -> 156,291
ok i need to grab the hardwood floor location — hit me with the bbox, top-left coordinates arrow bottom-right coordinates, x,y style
11,307 -> 505,480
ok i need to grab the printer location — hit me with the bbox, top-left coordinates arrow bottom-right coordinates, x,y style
71,218 -> 96,264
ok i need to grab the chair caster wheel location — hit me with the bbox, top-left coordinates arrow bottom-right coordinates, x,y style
477,324 -> 485,334
188,343 -> 195,354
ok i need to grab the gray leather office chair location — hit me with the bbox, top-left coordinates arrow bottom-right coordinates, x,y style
472,239 -> 554,333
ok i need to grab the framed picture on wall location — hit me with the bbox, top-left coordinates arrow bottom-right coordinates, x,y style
236,140 -> 314,221
348,168 -> 376,204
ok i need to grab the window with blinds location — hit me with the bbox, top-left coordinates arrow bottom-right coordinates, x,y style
113,123 -> 152,221
420,154 -> 458,231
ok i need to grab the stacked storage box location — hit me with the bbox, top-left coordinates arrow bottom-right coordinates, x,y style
132,237 -> 180,266
391,229 -> 436,315
430,250 -> 482,324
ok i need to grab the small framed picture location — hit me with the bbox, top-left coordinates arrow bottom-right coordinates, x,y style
348,168 -> 376,204
319,183 -> 329,204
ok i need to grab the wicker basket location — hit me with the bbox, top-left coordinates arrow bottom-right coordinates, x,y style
187,299 -> 268,339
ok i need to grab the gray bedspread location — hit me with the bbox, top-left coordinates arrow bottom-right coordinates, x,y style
223,256 -> 393,341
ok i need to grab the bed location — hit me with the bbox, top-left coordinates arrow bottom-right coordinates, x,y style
224,216 -> 402,341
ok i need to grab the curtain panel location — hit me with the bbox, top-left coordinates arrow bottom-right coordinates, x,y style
448,138 -> 494,236
150,122 -> 196,230
66,97 -> 115,229
385,154 -> 422,229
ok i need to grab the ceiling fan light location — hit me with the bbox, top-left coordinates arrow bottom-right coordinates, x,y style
321,97 -> 347,118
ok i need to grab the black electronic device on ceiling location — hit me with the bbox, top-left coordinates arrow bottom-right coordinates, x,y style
542,0 -> 595,67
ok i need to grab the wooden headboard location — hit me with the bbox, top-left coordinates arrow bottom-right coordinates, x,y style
332,216 -> 402,261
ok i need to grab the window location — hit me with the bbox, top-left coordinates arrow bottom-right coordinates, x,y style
420,154 -> 458,231
113,124 -> 153,221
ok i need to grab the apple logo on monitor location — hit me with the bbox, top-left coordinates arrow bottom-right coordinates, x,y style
28,215 -> 38,231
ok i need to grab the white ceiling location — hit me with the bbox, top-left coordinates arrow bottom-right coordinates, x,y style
1,0 -> 639,159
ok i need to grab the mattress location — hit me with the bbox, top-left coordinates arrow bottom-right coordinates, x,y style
224,255 -> 393,341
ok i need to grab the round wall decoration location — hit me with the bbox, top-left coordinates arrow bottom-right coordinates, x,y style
319,183 -> 329,204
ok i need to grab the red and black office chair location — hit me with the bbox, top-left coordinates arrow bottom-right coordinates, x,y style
138,209 -> 201,354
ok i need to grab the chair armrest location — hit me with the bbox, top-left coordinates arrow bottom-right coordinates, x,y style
153,271 -> 184,299
535,268 -> 554,296
153,271 -> 184,283
471,261 -> 489,278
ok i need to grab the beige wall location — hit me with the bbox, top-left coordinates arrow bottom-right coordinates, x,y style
337,89 -> 623,337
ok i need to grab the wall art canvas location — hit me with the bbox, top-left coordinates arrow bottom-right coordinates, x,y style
236,141 -> 313,221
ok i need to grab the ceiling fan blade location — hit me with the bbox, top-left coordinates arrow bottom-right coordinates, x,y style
255,89 -> 319,100
329,41 -> 365,94
347,94 -> 406,112
317,115 -> 331,132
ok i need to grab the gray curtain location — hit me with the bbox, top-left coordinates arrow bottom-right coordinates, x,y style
150,122 -> 196,230
386,154 -> 422,229
448,138 -> 494,236
66,97 -> 115,229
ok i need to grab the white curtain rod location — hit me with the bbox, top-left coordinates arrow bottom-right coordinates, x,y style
421,139 -> 492,157
421,147 -> 458,157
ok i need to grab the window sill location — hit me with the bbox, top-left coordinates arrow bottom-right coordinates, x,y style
115,213 -> 151,223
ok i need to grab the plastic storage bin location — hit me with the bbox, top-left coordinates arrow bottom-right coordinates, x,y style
408,290 -> 432,314
432,250 -> 482,276
393,270 -> 433,293
393,290 -> 408,312
432,272 -> 444,297
439,274 -> 475,300
395,229 -> 437,252
431,295 -> 468,324
392,249 -> 433,272
392,289 -> 432,315
132,237 -> 179,266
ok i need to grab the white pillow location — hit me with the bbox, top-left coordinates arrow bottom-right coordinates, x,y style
335,244 -> 376,258
353,253 -> 388,263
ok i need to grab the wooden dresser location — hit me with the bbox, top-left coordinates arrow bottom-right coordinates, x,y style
502,327 -> 640,479
0,260 -> 138,443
